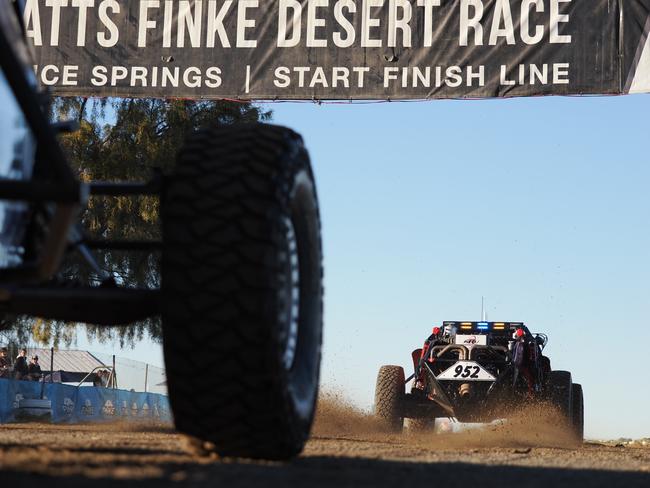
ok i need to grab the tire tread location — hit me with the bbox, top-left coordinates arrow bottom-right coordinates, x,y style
162,123 -> 322,460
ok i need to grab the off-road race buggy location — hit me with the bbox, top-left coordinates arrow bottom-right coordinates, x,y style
0,2 -> 322,460
375,321 -> 584,441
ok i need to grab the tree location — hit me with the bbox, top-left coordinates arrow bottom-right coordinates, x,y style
0,98 -> 271,348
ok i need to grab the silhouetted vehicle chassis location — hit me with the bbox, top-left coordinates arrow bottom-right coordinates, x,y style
0,5 -> 322,460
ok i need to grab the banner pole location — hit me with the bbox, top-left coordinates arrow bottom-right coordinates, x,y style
619,0 -> 625,92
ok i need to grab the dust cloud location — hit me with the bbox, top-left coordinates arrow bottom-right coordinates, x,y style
312,390 -> 577,449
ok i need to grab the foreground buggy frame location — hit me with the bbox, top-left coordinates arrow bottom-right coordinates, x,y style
0,4 -> 323,460
375,321 -> 584,441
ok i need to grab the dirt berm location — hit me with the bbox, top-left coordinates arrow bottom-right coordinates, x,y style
0,394 -> 648,487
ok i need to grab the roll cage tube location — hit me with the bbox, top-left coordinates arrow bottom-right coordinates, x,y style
0,7 -> 161,325
0,7 -> 79,194
0,7 -> 83,285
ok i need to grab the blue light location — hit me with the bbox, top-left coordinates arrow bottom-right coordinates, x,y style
477,322 -> 489,330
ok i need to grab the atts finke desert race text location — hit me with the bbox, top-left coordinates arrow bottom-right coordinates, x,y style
24,0 -> 650,99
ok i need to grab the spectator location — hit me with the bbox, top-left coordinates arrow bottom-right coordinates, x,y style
93,369 -> 111,388
0,347 -> 10,378
14,348 -> 28,380
27,355 -> 42,381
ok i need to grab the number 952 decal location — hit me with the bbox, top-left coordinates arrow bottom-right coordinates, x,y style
436,361 -> 496,381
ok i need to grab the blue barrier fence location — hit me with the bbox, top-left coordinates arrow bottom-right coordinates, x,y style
0,378 -> 172,424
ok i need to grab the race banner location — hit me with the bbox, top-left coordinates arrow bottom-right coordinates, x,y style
23,0 -> 650,100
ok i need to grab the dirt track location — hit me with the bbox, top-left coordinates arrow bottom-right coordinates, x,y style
1,399 -> 649,487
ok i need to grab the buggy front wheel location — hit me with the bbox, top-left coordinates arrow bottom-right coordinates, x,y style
161,123 -> 323,460
375,365 -> 405,433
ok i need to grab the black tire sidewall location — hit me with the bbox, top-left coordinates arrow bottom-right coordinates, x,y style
277,163 -> 323,437
548,371 -> 573,421
572,383 -> 584,441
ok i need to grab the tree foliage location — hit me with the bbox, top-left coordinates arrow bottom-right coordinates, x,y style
1,98 -> 270,348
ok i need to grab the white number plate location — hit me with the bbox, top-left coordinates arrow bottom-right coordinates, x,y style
436,361 -> 496,381
454,334 -> 487,346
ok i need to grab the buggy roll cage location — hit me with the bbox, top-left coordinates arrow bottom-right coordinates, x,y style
0,7 -> 160,326
408,323 -> 547,383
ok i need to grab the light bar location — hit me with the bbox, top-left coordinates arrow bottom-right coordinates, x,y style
441,321 -> 525,332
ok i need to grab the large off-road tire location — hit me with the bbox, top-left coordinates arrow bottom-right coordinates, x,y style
161,123 -> 323,460
375,365 -> 405,432
548,370 -> 573,425
571,383 -> 584,443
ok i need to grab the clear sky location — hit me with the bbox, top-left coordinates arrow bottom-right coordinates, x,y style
80,93 -> 650,440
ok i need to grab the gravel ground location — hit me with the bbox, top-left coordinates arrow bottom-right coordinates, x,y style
0,422 -> 649,488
